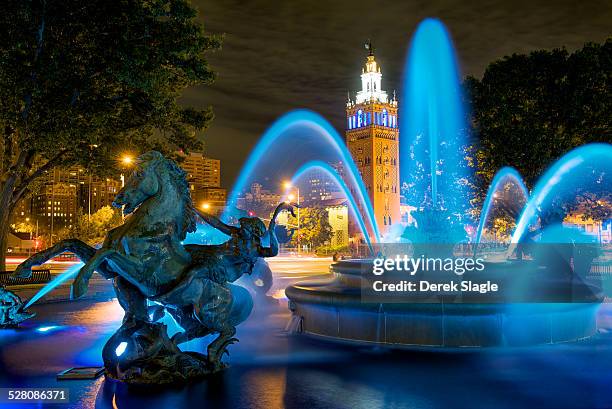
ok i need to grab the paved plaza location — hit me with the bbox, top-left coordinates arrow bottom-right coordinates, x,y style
1,257 -> 612,409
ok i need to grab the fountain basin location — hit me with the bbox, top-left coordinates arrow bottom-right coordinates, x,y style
286,259 -> 602,348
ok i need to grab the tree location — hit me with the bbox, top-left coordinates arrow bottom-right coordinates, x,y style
287,207 -> 333,250
468,39 -> 611,221
11,221 -> 35,234
0,0 -> 220,268
69,206 -> 123,245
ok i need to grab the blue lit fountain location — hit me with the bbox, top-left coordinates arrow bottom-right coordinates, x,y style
19,18 -> 609,350
285,18 -> 608,347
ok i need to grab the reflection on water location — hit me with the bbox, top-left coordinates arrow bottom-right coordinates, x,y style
1,270 -> 612,408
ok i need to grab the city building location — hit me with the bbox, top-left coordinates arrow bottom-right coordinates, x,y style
179,151 -> 226,211
193,187 -> 227,214
29,167 -> 88,234
564,211 -> 611,244
237,183 -> 283,217
31,179 -> 79,233
302,162 -> 345,205
77,177 -> 122,216
15,167 -> 122,237
323,199 -> 349,247
180,152 -> 221,189
346,45 -> 401,236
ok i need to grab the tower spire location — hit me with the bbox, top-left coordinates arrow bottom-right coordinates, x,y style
356,40 -> 387,104
365,39 -> 374,56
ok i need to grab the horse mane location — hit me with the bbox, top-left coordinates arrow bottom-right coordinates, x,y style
136,151 -> 197,240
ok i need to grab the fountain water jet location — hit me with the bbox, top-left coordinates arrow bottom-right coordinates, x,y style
401,18 -> 471,223
289,161 -> 376,253
474,166 -> 528,247
24,262 -> 83,309
286,19 -> 604,348
223,109 -> 381,242
511,143 -> 612,245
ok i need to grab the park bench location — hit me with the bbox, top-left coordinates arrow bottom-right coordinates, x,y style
0,269 -> 51,286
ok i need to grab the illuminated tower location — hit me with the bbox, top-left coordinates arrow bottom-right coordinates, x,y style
346,43 -> 400,236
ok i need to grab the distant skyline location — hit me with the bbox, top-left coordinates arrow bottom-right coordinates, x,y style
180,0 -> 612,188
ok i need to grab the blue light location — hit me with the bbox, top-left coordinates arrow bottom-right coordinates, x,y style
36,326 -> 59,333
401,18 -> 469,220
219,109 -> 381,242
25,262 -> 83,309
474,166 -> 528,246
115,342 -> 127,357
511,143 -> 612,244
290,161 -> 375,253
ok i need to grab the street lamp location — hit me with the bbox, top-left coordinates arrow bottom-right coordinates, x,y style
283,181 -> 300,256
119,154 -> 135,221
121,154 -> 134,166
201,202 -> 211,211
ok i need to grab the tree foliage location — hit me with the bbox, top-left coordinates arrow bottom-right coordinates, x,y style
287,207 -> 333,249
469,40 -> 611,185
68,206 -> 123,245
467,39 -> 611,220
0,0 -> 220,267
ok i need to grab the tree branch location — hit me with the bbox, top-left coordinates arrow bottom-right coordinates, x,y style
11,149 -> 68,205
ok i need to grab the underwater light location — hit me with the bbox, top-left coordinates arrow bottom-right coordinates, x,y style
115,342 -> 128,357
37,326 -> 59,333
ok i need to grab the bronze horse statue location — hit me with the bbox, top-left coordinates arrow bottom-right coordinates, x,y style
14,151 -> 294,384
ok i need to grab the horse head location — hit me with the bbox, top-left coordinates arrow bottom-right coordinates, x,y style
113,151 -> 164,215
113,151 -> 197,239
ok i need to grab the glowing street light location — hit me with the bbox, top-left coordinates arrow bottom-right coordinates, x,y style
118,154 -> 135,222
201,203 -> 211,211
121,154 -> 134,166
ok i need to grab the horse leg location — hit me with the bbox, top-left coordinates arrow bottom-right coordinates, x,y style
191,280 -> 241,369
114,276 -> 148,325
13,239 -> 104,278
168,307 -> 213,345
206,324 -> 238,370
71,250 -> 142,299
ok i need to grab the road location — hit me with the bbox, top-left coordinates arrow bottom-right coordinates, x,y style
1,257 -> 612,409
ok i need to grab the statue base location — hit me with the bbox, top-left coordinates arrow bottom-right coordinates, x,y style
102,320 -> 223,385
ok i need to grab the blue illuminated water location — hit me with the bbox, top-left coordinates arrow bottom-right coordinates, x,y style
290,161 -> 374,252
222,109 -> 381,241
474,167 -> 528,246
511,143 -> 612,244
400,18 -> 471,218
24,262 -> 83,309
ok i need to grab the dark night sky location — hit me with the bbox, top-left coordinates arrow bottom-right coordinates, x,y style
181,0 -> 612,188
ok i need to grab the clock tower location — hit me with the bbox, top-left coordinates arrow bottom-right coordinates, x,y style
346,43 -> 400,237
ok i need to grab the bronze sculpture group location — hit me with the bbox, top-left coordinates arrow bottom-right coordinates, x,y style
0,286 -> 34,328
13,151 -> 294,384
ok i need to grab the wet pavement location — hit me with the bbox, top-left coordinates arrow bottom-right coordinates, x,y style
1,257 -> 612,409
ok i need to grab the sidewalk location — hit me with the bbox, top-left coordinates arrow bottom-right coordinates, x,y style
7,274 -> 115,305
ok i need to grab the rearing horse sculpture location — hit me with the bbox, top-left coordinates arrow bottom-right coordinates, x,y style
14,151 -> 293,384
